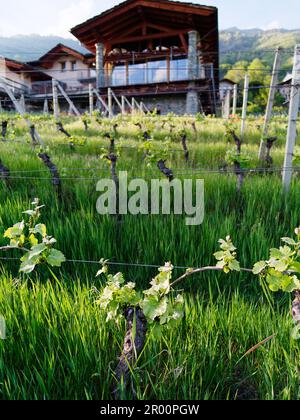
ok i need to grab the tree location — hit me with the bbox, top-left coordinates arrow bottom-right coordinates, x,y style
224,60 -> 248,84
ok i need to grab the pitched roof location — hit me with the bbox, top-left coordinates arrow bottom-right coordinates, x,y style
70,0 -> 219,67
29,43 -> 94,69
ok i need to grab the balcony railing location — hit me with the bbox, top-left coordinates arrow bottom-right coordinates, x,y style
29,61 -> 214,96
0,77 -> 29,95
109,61 -> 214,88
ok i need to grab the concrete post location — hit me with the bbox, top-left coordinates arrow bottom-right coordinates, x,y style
259,47 -> 282,160
241,74 -> 250,140
96,43 -> 105,90
108,88 -> 113,119
232,84 -> 238,115
186,31 -> 200,115
282,45 -> 300,192
223,89 -> 231,119
89,83 -> 94,116
52,79 -> 59,120
121,96 -> 126,115
20,94 -> 26,113
43,99 -> 49,115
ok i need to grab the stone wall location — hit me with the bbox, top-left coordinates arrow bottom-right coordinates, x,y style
135,95 -> 188,115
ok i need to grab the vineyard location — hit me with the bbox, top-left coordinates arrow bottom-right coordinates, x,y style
0,111 -> 300,400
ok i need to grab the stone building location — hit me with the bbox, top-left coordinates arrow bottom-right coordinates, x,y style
71,0 -> 219,115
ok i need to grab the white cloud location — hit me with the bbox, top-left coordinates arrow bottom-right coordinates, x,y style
42,0 -> 96,37
262,20 -> 281,30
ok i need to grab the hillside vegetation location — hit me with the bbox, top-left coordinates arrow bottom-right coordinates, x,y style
0,28 -> 299,65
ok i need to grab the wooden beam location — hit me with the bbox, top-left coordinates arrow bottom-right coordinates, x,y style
111,29 -> 192,45
72,1 -> 214,36
146,22 -> 176,33
180,34 -> 188,53
138,1 -> 214,16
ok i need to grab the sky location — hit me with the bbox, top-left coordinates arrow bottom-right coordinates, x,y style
0,0 -> 299,38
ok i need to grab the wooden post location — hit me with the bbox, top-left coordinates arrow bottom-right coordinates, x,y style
125,62 -> 129,86
131,97 -> 135,115
282,45 -> 300,192
92,88 -> 110,115
56,82 -> 80,117
89,83 -> 94,116
241,74 -> 250,140
52,79 -> 59,120
108,88 -> 113,118
232,84 -> 238,115
259,47 -> 282,160
166,53 -> 171,83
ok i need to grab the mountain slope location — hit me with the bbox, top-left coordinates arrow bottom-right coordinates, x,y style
220,28 -> 300,70
0,29 -> 299,69
0,35 -> 89,62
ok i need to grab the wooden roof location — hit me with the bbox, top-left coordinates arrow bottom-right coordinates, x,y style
71,0 -> 219,65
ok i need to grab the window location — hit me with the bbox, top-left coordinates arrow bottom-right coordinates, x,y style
60,62 -> 66,72
170,59 -> 188,82
111,66 -> 126,87
71,61 -> 77,72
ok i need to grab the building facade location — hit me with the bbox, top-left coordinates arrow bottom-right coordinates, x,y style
1,0 -> 220,115
71,0 -> 219,115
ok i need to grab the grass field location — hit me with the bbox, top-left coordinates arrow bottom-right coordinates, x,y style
0,112 -> 300,400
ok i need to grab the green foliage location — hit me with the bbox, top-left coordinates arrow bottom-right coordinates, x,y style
214,236 -> 241,274
225,148 -> 252,169
138,136 -> 172,167
97,261 -> 184,333
3,199 -> 65,274
253,228 -> 300,293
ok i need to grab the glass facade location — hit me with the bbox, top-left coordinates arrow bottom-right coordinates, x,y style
111,58 -> 189,86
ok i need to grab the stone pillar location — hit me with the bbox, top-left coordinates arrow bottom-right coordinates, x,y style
96,43 -> 105,90
186,31 -> 199,115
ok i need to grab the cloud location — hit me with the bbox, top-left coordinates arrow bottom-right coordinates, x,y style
42,0 -> 96,37
262,20 -> 281,30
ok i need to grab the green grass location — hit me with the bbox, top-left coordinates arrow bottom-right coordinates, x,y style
0,112 -> 300,400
